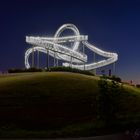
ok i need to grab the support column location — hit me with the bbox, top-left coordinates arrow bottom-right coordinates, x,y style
70,42 -> 73,68
83,42 -> 85,70
47,49 -> 49,69
37,50 -> 39,68
93,52 -> 96,75
56,59 -> 58,67
84,61 -> 85,70
70,55 -> 72,68
46,48 -> 49,69
113,62 -> 116,75
32,47 -> 34,68
54,52 -> 56,67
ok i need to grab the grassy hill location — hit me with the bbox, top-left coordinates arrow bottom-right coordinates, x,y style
0,72 -> 140,138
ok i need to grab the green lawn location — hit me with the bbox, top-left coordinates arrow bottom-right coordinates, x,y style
0,72 -> 139,138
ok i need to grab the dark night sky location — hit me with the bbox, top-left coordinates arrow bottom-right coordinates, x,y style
0,0 -> 140,83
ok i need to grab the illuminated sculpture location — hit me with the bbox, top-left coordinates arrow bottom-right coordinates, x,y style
25,24 -> 118,70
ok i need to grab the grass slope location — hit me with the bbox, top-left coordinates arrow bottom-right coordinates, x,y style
0,72 -> 139,138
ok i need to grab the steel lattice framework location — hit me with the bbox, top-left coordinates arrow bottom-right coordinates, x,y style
25,24 -> 118,70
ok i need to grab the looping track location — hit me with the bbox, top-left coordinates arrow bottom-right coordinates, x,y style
25,24 -> 118,70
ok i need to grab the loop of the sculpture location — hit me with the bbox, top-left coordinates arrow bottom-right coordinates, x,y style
54,24 -> 80,51
53,24 -> 80,60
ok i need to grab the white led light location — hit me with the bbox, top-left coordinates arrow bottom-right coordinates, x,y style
25,24 -> 118,70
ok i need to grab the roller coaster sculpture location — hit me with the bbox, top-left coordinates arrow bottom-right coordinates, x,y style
25,24 -> 118,70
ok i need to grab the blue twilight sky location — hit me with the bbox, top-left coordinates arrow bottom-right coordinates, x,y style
0,0 -> 140,83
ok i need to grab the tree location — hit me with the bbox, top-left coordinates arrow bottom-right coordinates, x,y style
96,76 -> 121,125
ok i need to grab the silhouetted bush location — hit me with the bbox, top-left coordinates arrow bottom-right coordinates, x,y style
46,66 -> 94,76
24,68 -> 42,72
8,66 -> 94,76
8,68 -> 43,73
100,75 -> 121,83
136,84 -> 140,88
111,75 -> 122,83
8,68 -> 23,73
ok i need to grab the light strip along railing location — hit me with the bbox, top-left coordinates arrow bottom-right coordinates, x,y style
40,35 -> 88,43
26,36 -> 87,62
63,41 -> 118,70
